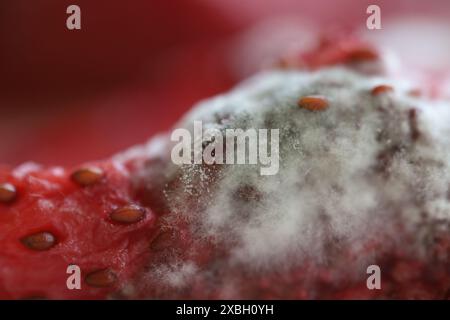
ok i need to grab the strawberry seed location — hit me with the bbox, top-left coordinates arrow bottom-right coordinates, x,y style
110,204 -> 146,224
298,95 -> 329,111
71,167 -> 104,186
85,269 -> 117,287
0,183 -> 17,203
371,84 -> 393,96
21,232 -> 56,251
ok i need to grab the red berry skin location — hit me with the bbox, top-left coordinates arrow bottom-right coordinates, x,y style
0,161 -> 156,299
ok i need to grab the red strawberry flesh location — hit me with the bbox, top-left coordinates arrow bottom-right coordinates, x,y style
0,162 -> 156,299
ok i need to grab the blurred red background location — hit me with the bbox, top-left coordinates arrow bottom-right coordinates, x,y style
1,0 -> 449,166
